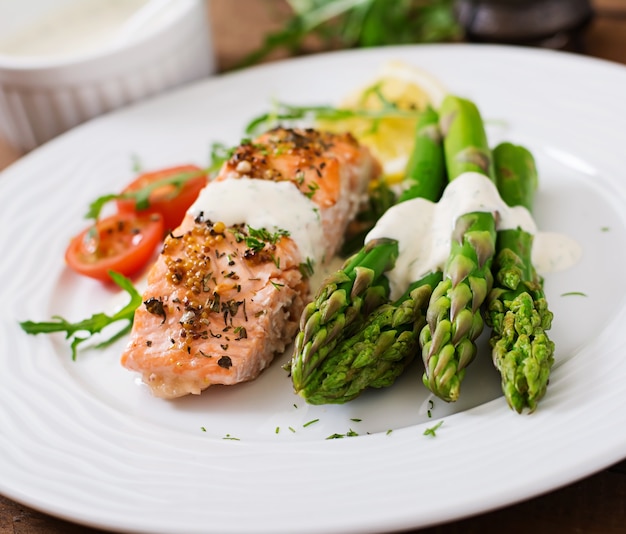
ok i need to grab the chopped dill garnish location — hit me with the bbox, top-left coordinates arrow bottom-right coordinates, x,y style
303,419 -> 320,428
423,421 -> 444,437
326,428 -> 359,439
305,181 -> 320,199
248,226 -> 290,247
242,234 -> 266,253
233,326 -> 247,340
561,291 -> 587,297
223,434 -> 240,441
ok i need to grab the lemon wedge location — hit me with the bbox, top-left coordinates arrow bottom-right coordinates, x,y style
318,60 -> 448,182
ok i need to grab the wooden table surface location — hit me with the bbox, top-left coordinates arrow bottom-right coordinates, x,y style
2,1 -> 626,533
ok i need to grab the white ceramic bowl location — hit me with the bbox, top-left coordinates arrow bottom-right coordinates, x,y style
0,0 -> 215,152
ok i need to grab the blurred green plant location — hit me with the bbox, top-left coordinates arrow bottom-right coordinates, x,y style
239,0 -> 462,67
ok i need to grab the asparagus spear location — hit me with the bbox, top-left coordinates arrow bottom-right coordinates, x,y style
486,142 -> 554,413
291,107 -> 445,400
340,105 -> 445,256
397,105 -> 446,203
290,238 -> 398,390
300,271 -> 443,404
420,95 -> 497,402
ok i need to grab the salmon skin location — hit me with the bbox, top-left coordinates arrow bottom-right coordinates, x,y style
121,127 -> 380,399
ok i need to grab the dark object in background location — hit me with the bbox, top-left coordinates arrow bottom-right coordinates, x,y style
456,0 -> 594,50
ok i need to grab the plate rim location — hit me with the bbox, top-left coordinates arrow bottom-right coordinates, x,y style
2,42 -> 626,534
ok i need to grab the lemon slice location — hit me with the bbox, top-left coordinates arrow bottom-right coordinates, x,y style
318,60 -> 447,181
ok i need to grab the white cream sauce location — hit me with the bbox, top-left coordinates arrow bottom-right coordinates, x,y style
189,177 -> 325,266
0,0 -> 149,58
366,171 -> 581,299
532,232 -> 582,274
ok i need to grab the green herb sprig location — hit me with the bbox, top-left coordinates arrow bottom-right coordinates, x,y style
238,0 -> 461,69
245,100 -> 422,137
85,168 -> 208,221
85,141 -> 237,222
19,272 -> 142,361
248,226 -> 291,250
230,225 -> 291,253
423,420 -> 444,437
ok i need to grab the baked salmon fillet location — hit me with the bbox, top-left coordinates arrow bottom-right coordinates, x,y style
121,127 -> 381,398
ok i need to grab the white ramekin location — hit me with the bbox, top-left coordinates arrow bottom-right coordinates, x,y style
0,0 -> 215,152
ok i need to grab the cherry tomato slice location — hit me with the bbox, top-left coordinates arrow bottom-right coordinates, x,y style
65,212 -> 164,282
116,165 -> 207,231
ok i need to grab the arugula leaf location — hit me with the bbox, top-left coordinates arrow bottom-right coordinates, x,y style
84,168 -> 208,221
245,101 -> 421,136
86,141 -> 239,222
19,271 -> 142,361
237,0 -> 461,68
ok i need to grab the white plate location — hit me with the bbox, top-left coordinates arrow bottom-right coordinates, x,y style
2,44 -> 626,534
